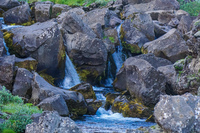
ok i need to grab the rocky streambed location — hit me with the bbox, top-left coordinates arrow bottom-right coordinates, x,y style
1,0 -> 200,133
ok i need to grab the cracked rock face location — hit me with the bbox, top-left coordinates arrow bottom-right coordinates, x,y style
154,93 -> 200,133
25,111 -> 82,133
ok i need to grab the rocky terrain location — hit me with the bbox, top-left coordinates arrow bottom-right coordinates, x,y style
0,0 -> 200,133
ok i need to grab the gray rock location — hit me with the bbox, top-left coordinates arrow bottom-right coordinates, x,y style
31,72 -> 87,116
66,32 -> 107,84
154,94 -> 200,133
70,83 -> 96,100
12,68 -> 33,98
0,55 -> 15,90
135,53 -> 172,69
0,0 -> 20,11
153,0 -> 180,10
121,15 -> 149,49
0,38 -> 5,57
3,3 -> 31,24
113,57 -> 166,107
83,8 -> 114,27
153,20 -> 172,38
86,99 -> 102,115
57,10 -> 96,41
37,95 -> 69,116
51,4 -> 71,18
25,111 -> 82,133
143,29 -> 188,63
178,15 -> 193,35
35,4 -> 51,22
157,65 -> 177,95
11,19 -> 65,79
90,23 -> 104,39
131,13 -> 155,41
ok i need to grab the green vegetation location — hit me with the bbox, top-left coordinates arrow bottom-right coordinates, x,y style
178,0 -> 200,16
0,87 -> 42,133
39,0 -> 114,6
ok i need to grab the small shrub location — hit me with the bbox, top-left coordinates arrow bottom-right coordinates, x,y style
178,0 -> 200,16
0,113 -> 32,133
0,87 -> 23,105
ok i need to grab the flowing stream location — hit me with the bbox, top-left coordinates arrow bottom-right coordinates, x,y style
1,17 -> 155,132
60,23 -> 154,132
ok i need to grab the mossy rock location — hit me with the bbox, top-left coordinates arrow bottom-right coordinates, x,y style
38,71 -> 55,86
77,68 -> 100,84
122,42 -> 141,54
86,99 -> 102,115
111,95 -> 152,118
3,31 -> 22,57
174,58 -> 185,71
70,83 -> 96,100
104,93 -> 120,110
67,99 -> 87,119
15,57 -> 38,71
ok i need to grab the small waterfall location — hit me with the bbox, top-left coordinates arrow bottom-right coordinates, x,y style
62,53 -> 81,89
112,22 -> 126,72
104,61 -> 114,87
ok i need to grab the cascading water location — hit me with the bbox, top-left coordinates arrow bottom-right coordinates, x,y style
62,53 -> 81,89
75,22 -> 155,132
112,22 -> 126,72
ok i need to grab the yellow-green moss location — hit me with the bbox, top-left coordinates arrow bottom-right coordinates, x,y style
70,84 -> 96,100
122,43 -> 141,54
15,60 -> 38,71
21,21 -> 35,26
77,69 -> 99,82
141,46 -> 148,54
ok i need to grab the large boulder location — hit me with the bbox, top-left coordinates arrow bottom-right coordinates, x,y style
83,8 -> 114,27
57,11 -> 96,39
113,57 -> 166,107
177,15 -> 193,35
122,0 -> 179,16
121,13 -> 154,54
8,19 -> 65,79
51,4 -> 71,18
70,83 -> 96,100
31,72 -> 87,117
3,3 -> 31,25
35,3 -> 52,22
143,29 -> 188,63
65,32 -> 107,84
135,53 -> 172,69
153,0 -> 180,10
0,55 -> 15,90
154,93 -> 200,133
37,95 -> 69,116
0,0 -> 20,11
12,68 -> 33,99
25,111 -> 82,133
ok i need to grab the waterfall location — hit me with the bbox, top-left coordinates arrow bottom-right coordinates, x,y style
62,53 -> 81,89
112,22 -> 126,72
